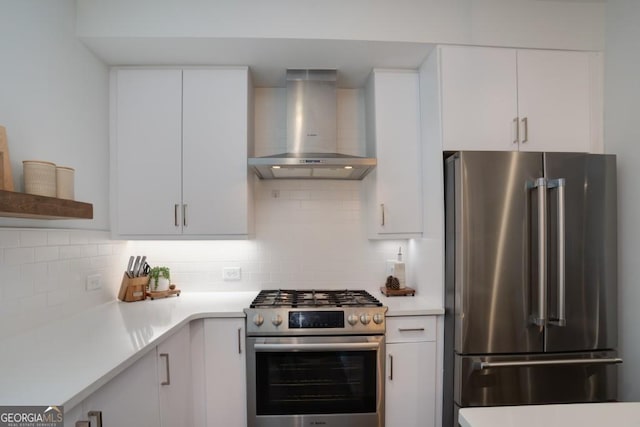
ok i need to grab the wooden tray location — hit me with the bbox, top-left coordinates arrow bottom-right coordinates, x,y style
147,288 -> 181,300
380,286 -> 416,297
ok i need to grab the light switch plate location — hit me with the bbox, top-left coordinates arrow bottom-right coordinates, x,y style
86,273 -> 102,291
223,267 -> 241,281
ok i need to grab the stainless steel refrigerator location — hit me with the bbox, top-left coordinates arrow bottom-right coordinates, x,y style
443,151 -> 621,427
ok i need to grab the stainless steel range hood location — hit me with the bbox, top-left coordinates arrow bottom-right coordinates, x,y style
249,69 -> 376,180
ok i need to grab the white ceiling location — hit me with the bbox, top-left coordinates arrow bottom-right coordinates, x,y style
79,37 -> 435,88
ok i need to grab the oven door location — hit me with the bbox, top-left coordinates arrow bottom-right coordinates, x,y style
246,335 -> 385,427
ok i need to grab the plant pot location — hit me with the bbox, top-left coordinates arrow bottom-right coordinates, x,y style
152,277 -> 170,292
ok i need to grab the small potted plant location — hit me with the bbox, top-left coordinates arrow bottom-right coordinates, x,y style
149,266 -> 171,292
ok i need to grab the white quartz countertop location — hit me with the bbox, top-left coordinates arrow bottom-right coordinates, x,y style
379,293 -> 444,316
459,403 -> 640,427
0,289 -> 442,410
0,291 -> 257,409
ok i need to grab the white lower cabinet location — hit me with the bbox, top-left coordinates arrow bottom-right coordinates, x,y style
63,404 -> 83,427
385,316 -> 437,427
69,324 -> 192,427
157,324 -> 192,427
203,318 -> 246,427
79,350 -> 161,427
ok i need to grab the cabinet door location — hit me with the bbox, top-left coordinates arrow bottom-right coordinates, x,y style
114,69 -> 183,236
158,325 -> 192,427
182,69 -> 250,236
386,341 -> 437,427
203,318 -> 246,427
367,70 -> 422,237
81,350 -> 161,427
516,50 -> 591,153
440,46 -> 518,151
63,404 -> 83,427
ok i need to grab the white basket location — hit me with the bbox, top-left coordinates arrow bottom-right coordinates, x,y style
23,160 -> 56,197
56,166 -> 75,200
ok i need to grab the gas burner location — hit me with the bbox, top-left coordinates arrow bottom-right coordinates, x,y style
249,289 -> 382,308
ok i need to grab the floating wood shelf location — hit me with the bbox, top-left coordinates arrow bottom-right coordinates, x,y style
0,190 -> 93,220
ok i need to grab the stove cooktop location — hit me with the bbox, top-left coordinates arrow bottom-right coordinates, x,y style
249,289 -> 383,309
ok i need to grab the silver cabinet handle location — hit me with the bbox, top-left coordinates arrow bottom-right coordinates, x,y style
183,204 -> 188,227
548,178 -> 567,327
238,328 -> 242,354
521,117 -> 529,143
255,342 -> 380,352
380,203 -> 385,226
174,204 -> 180,227
388,354 -> 394,380
160,353 -> 171,386
474,357 -> 623,370
513,117 -> 519,144
87,411 -> 102,427
398,328 -> 425,332
529,178 -> 547,327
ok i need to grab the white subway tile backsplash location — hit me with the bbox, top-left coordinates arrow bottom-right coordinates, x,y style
59,245 -> 83,259
47,231 -> 70,246
81,244 -> 99,258
0,230 -> 19,248
35,246 -> 59,263
0,229 -> 126,339
4,247 -> 35,265
19,230 -> 48,247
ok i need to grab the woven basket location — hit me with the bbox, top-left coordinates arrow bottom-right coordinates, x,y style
56,166 -> 74,200
23,160 -> 56,197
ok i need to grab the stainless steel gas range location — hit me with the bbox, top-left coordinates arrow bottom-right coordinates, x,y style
245,289 -> 388,427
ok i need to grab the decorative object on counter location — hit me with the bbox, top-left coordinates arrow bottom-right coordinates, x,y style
23,160 -> 57,197
55,166 -> 74,199
118,271 -> 149,302
386,275 -> 400,290
386,247 -> 406,289
382,273 -> 415,296
380,285 -> 416,297
146,287 -> 181,300
149,266 -> 171,291
0,125 -> 14,190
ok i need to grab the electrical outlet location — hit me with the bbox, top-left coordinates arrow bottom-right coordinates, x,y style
86,273 -> 102,291
223,267 -> 241,281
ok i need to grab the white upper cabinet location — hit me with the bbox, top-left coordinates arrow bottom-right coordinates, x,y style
111,67 -> 253,239
439,46 -> 602,153
364,69 -> 422,239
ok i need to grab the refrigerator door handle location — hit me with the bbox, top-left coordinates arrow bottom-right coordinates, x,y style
473,357 -> 623,370
548,178 -> 567,327
529,177 -> 547,327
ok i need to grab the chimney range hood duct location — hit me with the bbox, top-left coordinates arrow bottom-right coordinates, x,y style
248,69 -> 376,180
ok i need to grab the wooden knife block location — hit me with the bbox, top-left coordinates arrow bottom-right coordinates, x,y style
118,272 -> 150,302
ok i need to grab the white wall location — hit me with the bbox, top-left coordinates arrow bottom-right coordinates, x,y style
0,0 -> 109,230
604,0 -> 640,401
76,0 -> 605,51
0,1 -> 115,337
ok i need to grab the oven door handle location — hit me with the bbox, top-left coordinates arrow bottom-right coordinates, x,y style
254,342 -> 380,352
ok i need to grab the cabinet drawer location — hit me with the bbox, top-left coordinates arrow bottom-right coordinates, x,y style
386,316 -> 436,343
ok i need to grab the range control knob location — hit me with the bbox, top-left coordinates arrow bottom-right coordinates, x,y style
360,313 -> 372,325
373,313 -> 384,325
272,314 -> 283,327
347,314 -> 359,326
253,314 -> 264,326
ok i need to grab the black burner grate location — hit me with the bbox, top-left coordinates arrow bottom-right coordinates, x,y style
249,289 -> 382,308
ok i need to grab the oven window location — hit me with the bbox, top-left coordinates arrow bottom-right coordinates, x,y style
255,351 -> 377,415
